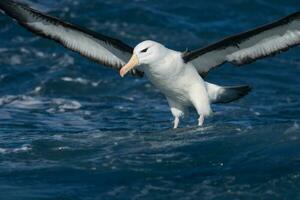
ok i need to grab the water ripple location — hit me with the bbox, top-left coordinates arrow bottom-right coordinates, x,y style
0,0 -> 299,199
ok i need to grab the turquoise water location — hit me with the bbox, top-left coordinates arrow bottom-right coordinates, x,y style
0,0 -> 300,199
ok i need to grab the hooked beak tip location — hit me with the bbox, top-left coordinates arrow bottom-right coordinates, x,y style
119,69 -> 125,78
119,54 -> 139,78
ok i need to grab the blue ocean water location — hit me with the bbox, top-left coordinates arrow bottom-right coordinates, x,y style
0,0 -> 300,199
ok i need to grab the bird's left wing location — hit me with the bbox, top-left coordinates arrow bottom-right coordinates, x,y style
0,0 -> 143,77
183,12 -> 300,76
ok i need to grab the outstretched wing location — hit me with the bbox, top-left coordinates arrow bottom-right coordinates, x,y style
0,0 -> 143,77
183,12 -> 300,76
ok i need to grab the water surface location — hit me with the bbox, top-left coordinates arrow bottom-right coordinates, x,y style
0,0 -> 300,199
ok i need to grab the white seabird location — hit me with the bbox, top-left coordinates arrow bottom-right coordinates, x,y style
1,0 -> 300,128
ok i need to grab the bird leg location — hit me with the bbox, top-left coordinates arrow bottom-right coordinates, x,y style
198,115 -> 205,126
173,117 -> 180,129
167,98 -> 185,129
189,85 -> 211,127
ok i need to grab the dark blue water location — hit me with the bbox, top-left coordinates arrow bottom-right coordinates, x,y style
0,0 -> 300,199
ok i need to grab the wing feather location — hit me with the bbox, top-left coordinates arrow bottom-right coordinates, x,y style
0,0 -> 143,77
183,12 -> 300,76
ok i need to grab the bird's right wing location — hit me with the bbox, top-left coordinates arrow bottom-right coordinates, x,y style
0,0 -> 143,77
183,12 -> 300,77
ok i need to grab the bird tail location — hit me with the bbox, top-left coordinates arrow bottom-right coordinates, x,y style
205,82 -> 251,104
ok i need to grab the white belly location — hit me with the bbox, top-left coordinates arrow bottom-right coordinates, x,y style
144,62 -> 206,106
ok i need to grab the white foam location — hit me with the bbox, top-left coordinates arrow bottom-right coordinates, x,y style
53,134 -> 63,140
28,86 -> 43,95
46,108 -> 56,113
48,98 -> 82,113
0,75 -> 6,81
0,48 -> 7,53
33,86 -> 42,93
0,148 -> 7,154
61,77 -> 100,87
0,145 -> 32,154
35,51 -> 45,58
56,146 -> 71,151
0,95 -> 18,106
284,122 -> 299,134
20,47 -> 30,54
12,144 -> 32,153
61,77 -> 89,84
10,55 -> 22,65
91,82 -> 99,87
59,100 -> 81,110
9,96 -> 43,109
57,54 -> 75,67
0,95 -> 45,109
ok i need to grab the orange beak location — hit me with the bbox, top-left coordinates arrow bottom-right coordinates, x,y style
120,54 -> 139,77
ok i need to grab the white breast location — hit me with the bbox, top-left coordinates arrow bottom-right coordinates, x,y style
144,51 -> 205,105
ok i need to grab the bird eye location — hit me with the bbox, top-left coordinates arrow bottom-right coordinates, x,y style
140,48 -> 149,53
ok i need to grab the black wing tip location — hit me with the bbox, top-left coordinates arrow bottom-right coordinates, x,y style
0,0 -> 27,9
0,0 -> 32,22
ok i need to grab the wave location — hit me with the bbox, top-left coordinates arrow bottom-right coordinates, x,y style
0,95 -> 82,113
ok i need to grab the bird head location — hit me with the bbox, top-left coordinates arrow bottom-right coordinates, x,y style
120,40 -> 167,77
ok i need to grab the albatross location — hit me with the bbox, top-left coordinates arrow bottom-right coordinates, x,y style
1,0 -> 300,128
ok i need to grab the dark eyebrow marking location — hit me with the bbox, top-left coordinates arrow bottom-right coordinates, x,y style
141,48 -> 149,53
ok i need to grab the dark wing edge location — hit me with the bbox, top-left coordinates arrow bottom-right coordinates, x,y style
0,0 -> 143,77
183,11 -> 300,76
